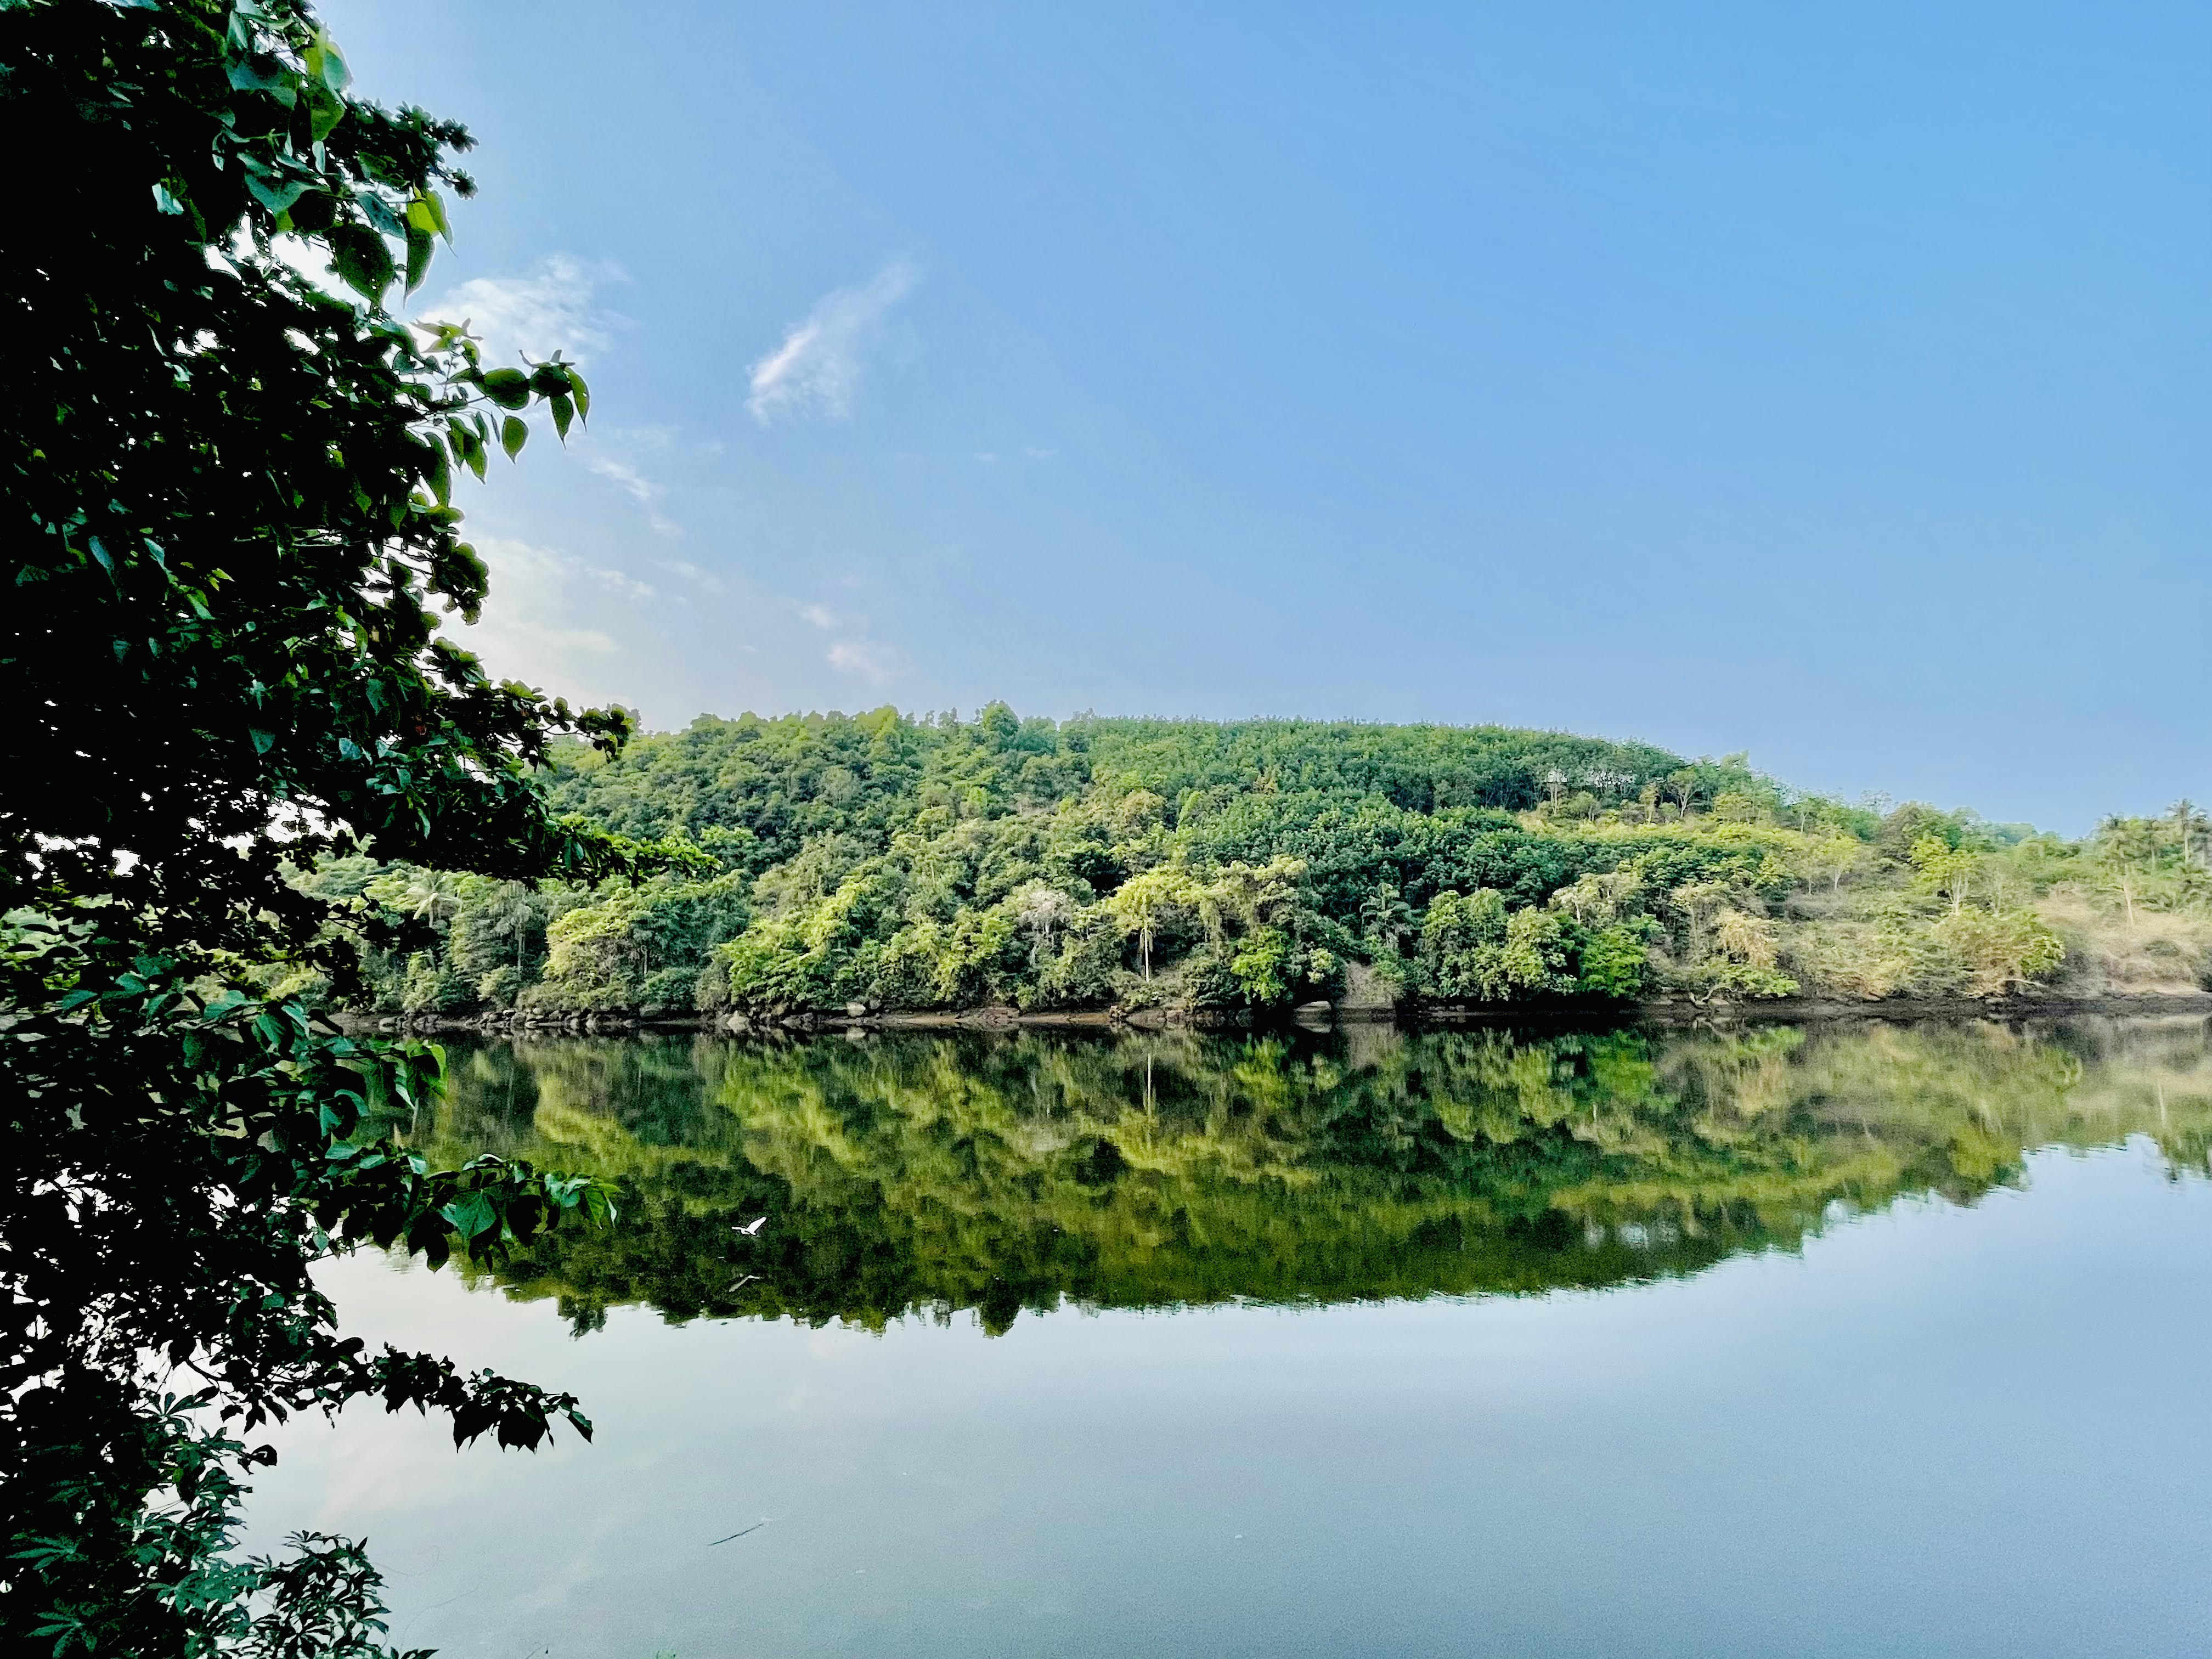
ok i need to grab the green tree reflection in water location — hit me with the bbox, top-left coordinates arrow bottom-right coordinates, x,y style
400,1020 -> 2212,1335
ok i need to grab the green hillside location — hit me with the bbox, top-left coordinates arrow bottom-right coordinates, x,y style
297,705 -> 2212,1018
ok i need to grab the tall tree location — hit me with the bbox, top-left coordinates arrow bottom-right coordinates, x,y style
2170,799 -> 2209,870
2095,817 -> 2164,930
0,0 -> 663,1650
1909,835 -> 1980,917
2088,818 -> 2159,938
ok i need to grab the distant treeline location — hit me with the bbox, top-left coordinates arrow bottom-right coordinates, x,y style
287,706 -> 2212,1017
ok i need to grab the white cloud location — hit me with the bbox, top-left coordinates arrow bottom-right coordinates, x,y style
654,556 -> 723,593
826,639 -> 899,681
567,425 -> 696,538
449,537 -> 653,701
799,604 -> 838,630
747,259 -> 918,424
583,454 -> 681,537
422,255 -> 622,365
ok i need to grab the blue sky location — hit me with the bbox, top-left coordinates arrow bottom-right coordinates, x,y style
323,1 -> 2208,831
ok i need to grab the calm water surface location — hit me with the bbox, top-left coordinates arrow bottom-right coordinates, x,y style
249,1019 -> 2212,1657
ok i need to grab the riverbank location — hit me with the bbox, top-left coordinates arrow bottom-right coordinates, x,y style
342,988 -> 2212,1040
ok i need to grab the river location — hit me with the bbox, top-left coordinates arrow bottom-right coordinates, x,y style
246,1017 -> 2212,1656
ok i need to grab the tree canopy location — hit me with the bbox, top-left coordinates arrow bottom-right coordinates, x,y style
1,0 -> 656,1650
328,704 -> 2197,1025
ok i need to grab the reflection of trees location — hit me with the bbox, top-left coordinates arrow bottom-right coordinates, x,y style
412,1019 -> 2212,1335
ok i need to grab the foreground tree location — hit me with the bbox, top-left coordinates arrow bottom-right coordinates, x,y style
1,1 -> 660,1649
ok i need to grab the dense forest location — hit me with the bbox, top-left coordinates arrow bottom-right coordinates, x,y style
296,706 -> 2212,1020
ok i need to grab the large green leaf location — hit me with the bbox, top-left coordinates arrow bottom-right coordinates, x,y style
326,221 -> 393,301
479,368 -> 532,409
404,222 -> 434,294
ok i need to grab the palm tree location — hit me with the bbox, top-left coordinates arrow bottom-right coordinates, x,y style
483,882 -> 541,968
2170,800 -> 2209,870
1109,870 -> 1186,980
1124,885 -> 1162,980
1359,883 -> 1415,953
379,867 -> 464,927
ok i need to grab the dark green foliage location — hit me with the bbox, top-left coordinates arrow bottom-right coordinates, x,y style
1412,890 -> 1578,999
1073,716 -> 1684,812
377,703 -> 2135,1014
1575,922 -> 1656,998
359,706 -> 1750,1015
1,1 -> 653,1650
540,707 -> 1691,858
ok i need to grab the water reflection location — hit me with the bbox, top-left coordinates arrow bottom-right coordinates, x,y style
411,1019 -> 2212,1333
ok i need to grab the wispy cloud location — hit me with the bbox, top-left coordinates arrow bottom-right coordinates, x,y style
655,556 -> 723,593
748,259 -> 918,424
826,639 -> 899,682
425,255 -> 623,364
569,425 -> 693,539
450,536 -> 654,701
583,454 -> 681,537
799,599 -> 893,678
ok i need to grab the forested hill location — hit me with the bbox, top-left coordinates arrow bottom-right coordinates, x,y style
541,708 -> 1697,866
314,705 -> 2212,1020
